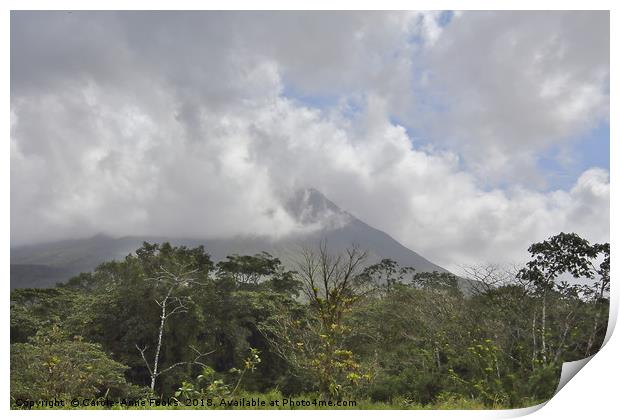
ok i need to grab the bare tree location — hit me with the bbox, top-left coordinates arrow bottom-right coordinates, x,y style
261,241 -> 369,398
295,240 -> 368,326
136,263 -> 208,392
458,264 -> 523,296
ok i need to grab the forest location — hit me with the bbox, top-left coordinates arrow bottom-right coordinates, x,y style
10,232 -> 610,409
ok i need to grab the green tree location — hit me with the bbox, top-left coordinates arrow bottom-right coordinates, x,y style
62,242 -> 215,395
357,258 -> 415,295
517,232 -> 609,363
216,252 -> 281,286
11,325 -> 137,403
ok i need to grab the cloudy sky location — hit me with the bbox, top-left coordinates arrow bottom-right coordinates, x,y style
10,11 -> 609,270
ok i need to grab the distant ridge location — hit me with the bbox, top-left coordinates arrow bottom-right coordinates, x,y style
11,188 -> 448,289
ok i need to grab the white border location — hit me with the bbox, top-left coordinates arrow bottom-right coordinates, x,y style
3,2 -> 616,420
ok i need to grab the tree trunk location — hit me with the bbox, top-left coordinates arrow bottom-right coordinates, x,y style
150,293 -> 169,392
585,306 -> 602,357
541,292 -> 547,365
531,313 -> 537,369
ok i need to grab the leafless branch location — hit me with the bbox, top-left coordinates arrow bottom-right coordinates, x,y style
135,344 -> 153,376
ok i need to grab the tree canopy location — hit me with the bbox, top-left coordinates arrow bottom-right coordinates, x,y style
10,233 -> 610,409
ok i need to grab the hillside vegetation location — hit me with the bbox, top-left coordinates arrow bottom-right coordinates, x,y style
10,233 -> 609,409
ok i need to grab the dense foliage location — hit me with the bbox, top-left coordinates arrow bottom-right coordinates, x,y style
10,233 -> 609,409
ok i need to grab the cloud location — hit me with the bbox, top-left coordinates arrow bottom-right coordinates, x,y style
10,11 -> 609,270
414,11 -> 610,184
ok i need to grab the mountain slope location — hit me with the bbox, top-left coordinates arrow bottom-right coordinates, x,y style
10,189 -> 448,289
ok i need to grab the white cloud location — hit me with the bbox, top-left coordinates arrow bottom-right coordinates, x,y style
10,11 -> 609,270
414,11 -> 609,183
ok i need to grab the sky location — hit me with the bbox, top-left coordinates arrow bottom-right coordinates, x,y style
10,11 -> 610,270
